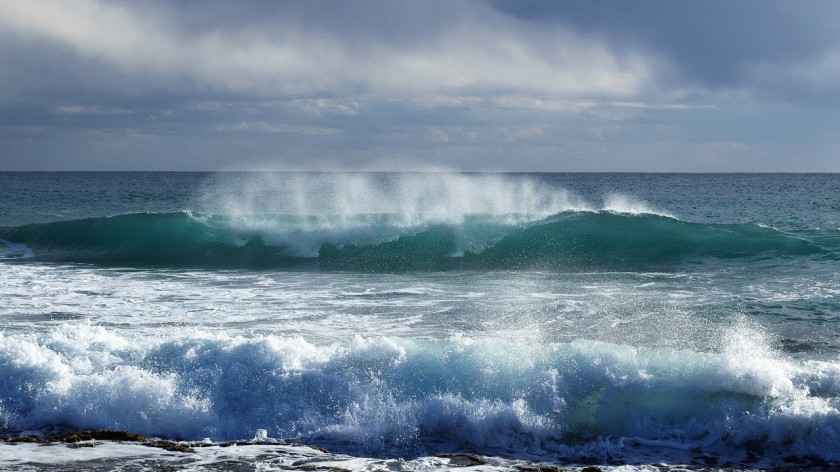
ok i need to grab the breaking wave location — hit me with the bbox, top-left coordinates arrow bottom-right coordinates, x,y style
1,323 -> 839,462
0,210 -> 830,270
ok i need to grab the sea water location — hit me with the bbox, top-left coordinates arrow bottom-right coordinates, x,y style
0,172 -> 839,471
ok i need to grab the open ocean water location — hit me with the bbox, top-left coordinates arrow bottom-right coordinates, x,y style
1,172 -> 839,471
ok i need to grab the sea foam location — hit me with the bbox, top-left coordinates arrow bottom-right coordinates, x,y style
2,323 -> 839,462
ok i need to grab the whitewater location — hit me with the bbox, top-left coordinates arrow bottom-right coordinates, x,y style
1,172 -> 839,471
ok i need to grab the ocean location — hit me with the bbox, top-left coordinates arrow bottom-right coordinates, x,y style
1,172 -> 839,471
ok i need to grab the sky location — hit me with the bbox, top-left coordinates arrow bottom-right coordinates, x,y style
1,0 -> 839,171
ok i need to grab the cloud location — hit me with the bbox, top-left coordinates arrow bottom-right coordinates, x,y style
54,105 -> 133,115
290,99 -> 361,117
1,0 -> 840,171
486,0 -> 840,101
5,1 -> 840,104
0,0 -> 656,99
745,50 -> 840,103
424,127 -> 450,143
215,121 -> 340,136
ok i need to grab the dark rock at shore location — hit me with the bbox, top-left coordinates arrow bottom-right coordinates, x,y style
52,430 -> 149,443
1,435 -> 43,443
515,465 -> 567,472
2,429 -> 150,444
144,440 -> 195,453
296,443 -> 329,453
293,466 -> 351,472
2,430 -> 192,453
435,453 -> 486,467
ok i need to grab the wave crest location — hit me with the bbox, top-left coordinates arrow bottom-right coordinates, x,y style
0,210 -> 829,270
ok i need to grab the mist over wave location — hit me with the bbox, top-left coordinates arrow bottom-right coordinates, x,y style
2,173 -> 833,270
199,173 -> 597,222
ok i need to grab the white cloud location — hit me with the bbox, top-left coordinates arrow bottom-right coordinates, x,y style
0,0 -> 657,98
492,96 -> 599,113
0,0 -> 177,72
425,127 -> 450,143
289,99 -> 361,117
215,121 -> 340,136
54,105 -> 133,115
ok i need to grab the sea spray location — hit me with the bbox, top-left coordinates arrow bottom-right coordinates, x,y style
603,192 -> 671,216
199,172 -> 592,223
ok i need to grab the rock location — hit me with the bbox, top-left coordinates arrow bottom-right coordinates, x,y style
293,465 -> 351,472
1,436 -> 43,443
515,466 -> 566,472
436,453 -> 486,467
144,440 -> 195,453
52,430 -> 148,443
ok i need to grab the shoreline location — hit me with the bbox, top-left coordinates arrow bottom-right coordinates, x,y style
1,430 -> 834,471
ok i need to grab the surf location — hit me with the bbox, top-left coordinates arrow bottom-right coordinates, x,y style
1,322 -> 838,463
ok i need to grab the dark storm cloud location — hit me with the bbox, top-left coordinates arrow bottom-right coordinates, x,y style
0,0 -> 839,171
486,0 -> 840,100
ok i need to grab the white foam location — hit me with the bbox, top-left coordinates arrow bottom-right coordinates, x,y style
0,240 -> 33,259
1,441 -> 616,471
1,323 -> 838,461
602,193 -> 671,216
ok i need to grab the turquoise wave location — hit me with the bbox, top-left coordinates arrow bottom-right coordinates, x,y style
0,211 -> 831,270
0,212 -> 300,268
